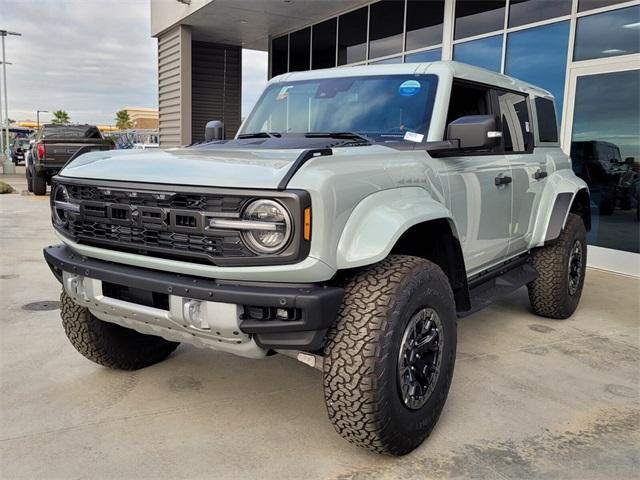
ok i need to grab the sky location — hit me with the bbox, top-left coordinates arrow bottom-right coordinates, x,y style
0,0 -> 268,125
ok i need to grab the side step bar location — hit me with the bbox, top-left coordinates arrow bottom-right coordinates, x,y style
459,257 -> 538,317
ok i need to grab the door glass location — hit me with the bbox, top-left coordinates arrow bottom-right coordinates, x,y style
570,69 -> 640,254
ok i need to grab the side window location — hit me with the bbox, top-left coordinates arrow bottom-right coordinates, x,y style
447,82 -> 491,125
495,90 -> 532,153
534,97 -> 558,143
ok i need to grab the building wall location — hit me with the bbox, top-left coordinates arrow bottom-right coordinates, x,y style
191,42 -> 242,143
158,25 -> 191,148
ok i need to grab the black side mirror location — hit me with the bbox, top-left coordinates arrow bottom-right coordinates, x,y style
447,115 -> 501,150
205,120 -> 225,142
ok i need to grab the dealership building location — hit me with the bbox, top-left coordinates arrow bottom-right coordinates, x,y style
150,0 -> 639,275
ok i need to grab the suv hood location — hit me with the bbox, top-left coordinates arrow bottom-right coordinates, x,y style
60,147 -> 309,189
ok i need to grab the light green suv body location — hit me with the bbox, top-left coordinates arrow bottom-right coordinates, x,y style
45,61 -> 590,455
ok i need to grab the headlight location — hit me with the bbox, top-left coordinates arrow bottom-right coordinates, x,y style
241,199 -> 292,254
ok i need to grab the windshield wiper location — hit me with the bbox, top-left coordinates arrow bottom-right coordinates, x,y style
304,131 -> 372,144
237,132 -> 282,139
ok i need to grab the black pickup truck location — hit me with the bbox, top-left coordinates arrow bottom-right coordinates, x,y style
27,124 -> 114,195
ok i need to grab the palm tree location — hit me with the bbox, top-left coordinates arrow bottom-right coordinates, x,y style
115,110 -> 133,130
51,110 -> 70,124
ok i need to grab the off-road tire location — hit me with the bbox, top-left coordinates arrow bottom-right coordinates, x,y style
26,167 -> 33,193
32,172 -> 47,196
528,213 -> 587,319
60,291 -> 179,370
323,255 -> 457,456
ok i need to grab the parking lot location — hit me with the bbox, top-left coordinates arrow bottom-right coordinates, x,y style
0,170 -> 638,480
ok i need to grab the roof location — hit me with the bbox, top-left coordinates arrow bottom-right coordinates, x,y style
272,61 -> 554,99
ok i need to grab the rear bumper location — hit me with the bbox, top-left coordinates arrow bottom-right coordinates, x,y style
44,244 -> 343,352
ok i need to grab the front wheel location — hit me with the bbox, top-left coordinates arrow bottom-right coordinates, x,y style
323,255 -> 457,456
528,213 -> 587,319
60,291 -> 180,370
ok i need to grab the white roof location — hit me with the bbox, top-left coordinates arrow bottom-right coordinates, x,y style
272,61 -> 553,100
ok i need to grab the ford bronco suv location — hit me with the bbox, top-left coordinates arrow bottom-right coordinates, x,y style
44,62 -> 590,456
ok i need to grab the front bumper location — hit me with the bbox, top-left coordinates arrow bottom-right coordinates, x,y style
44,245 -> 344,355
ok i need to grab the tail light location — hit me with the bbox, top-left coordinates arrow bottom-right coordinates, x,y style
37,143 -> 45,159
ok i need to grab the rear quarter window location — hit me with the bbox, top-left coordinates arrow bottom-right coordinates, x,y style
534,97 -> 558,143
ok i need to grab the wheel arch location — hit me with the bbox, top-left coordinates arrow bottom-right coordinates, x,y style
336,187 -> 470,312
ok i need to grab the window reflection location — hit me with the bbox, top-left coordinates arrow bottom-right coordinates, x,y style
571,69 -> 640,253
405,48 -> 442,63
578,0 -> 627,12
574,5 -> 640,61
453,34 -> 503,72
406,0 -> 445,51
369,56 -> 403,65
369,1 -> 405,59
508,0 -> 571,28
454,1 -> 506,40
338,7 -> 368,65
506,21 -> 570,120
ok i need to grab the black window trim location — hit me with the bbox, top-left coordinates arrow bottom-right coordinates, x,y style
441,78 -> 536,157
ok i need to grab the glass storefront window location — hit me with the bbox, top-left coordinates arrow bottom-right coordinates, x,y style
453,34 -> 503,72
312,18 -> 337,70
405,0 -> 445,51
338,7 -> 368,65
508,0 -> 571,28
578,0 -> 628,12
405,48 -> 442,63
289,27 -> 310,72
574,5 -> 640,61
454,1 -> 506,40
369,56 -> 403,65
570,69 -> 640,253
505,21 -> 570,119
271,35 -> 288,77
369,1 -> 405,59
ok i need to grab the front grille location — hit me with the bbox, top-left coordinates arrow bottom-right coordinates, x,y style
53,179 -> 310,267
58,183 -> 255,264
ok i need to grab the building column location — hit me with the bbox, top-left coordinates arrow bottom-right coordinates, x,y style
158,25 -> 191,148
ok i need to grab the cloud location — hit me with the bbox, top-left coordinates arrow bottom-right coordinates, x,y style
1,0 -> 267,125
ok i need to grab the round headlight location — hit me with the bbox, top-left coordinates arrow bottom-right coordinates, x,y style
52,184 -> 70,226
241,199 -> 292,254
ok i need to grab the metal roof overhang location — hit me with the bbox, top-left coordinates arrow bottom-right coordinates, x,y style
154,0 -> 369,50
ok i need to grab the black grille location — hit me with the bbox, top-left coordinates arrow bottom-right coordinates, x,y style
59,183 -> 255,264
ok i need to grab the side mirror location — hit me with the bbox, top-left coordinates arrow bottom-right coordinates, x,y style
447,115 -> 501,150
205,120 -> 225,142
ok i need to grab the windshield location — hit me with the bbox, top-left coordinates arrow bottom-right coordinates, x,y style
240,74 -> 438,143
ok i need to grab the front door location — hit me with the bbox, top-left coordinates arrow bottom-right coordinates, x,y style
563,59 -> 640,276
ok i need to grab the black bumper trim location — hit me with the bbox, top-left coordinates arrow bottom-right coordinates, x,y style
44,244 -> 343,350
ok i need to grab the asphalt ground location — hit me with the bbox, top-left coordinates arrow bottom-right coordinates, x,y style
1,170 -> 638,479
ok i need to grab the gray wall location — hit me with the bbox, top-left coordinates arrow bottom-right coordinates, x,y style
191,42 -> 242,142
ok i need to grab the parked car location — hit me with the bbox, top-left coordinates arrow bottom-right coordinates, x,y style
26,124 -> 114,195
11,138 -> 30,165
44,62 -> 590,456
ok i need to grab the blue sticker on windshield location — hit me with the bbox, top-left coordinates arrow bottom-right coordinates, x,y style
399,80 -> 421,96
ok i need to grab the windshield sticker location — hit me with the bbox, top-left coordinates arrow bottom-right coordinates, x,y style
277,86 -> 293,101
399,80 -> 421,97
404,131 -> 424,143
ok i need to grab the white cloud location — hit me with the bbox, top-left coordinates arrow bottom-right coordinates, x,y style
1,0 -> 267,125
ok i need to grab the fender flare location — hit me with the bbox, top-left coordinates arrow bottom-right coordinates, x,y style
529,170 -> 590,247
336,187 -> 458,269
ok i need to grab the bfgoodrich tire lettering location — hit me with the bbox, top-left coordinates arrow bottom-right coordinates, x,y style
527,213 -> 587,319
323,255 -> 457,456
60,291 -> 179,370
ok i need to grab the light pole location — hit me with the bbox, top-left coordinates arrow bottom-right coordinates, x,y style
1,29 -> 21,174
37,110 -> 48,130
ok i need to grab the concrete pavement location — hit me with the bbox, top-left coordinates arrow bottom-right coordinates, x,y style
1,172 -> 638,479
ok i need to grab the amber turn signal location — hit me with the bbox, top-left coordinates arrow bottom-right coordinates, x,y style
303,207 -> 311,241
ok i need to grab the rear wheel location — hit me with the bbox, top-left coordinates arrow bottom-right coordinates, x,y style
323,255 -> 457,455
528,213 -> 587,319
26,167 -> 33,193
60,291 -> 180,370
32,172 -> 47,196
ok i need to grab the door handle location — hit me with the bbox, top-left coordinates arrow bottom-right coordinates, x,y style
495,175 -> 512,186
533,169 -> 548,180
